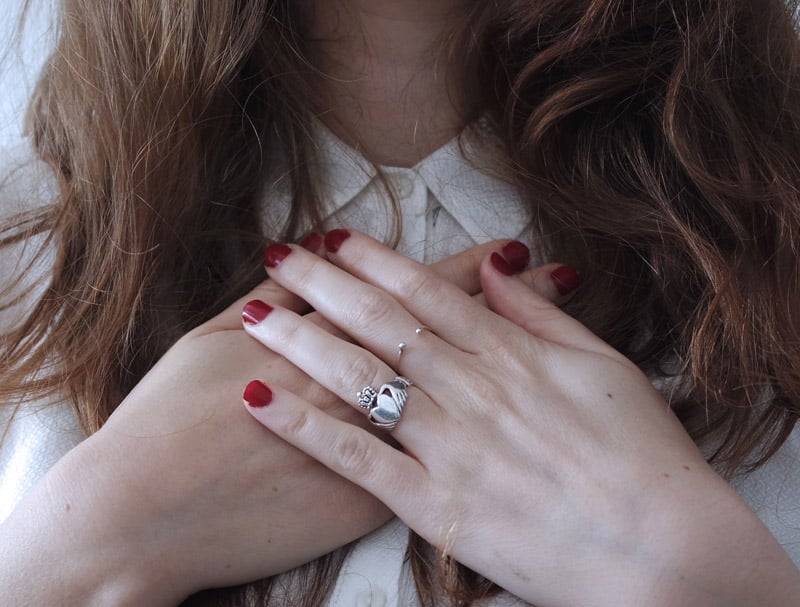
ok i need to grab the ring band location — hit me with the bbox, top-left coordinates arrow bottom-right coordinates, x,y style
396,327 -> 432,366
361,376 -> 412,431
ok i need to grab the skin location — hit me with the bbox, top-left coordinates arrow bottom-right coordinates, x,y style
243,232 -> 800,607
0,4 -> 550,603
3,1 -> 798,605
299,0 -> 477,167
0,240 -> 569,606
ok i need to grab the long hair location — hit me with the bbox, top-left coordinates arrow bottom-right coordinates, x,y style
2,0 -> 800,604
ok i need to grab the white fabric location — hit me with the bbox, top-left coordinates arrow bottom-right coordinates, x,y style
260,123 -> 800,605
261,121 -> 533,263
1,125 -> 799,606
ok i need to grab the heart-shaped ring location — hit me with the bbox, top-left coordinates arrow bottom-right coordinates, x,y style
365,376 -> 412,431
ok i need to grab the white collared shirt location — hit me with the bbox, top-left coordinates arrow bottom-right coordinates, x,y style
260,124 -> 537,605
1,127 -> 799,606
260,123 -> 800,606
260,121 -> 533,264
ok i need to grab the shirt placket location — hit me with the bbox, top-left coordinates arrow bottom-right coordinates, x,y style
387,169 -> 428,263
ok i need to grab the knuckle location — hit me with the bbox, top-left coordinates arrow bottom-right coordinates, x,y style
330,431 -> 375,477
346,288 -> 395,328
332,354 -> 380,395
391,267 -> 439,304
269,315 -> 302,350
289,255 -> 320,293
280,407 -> 313,440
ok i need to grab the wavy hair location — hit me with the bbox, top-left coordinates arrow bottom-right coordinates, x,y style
2,0 -> 800,604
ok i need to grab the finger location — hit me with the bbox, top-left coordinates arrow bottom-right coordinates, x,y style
202,234 -> 326,333
201,279 -> 310,333
480,256 -> 630,364
261,241 -> 475,368
314,230 -> 506,353
524,263 -> 581,304
242,381 -> 429,516
241,301 -> 447,440
429,240 -> 515,295
471,262 -> 581,307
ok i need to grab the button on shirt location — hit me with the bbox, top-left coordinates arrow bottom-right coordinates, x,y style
1,127 -> 799,607
259,123 -> 800,606
260,122 -> 537,606
260,122 -> 534,264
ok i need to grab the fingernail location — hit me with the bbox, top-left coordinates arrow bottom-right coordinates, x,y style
263,243 -> 292,268
242,300 -> 273,325
324,229 -> 351,253
550,265 -> 581,295
299,231 -> 323,251
243,380 -> 273,408
490,252 -> 514,276
501,241 -> 530,273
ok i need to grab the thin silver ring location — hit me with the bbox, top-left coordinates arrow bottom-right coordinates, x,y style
365,376 -> 412,431
396,327 -> 432,366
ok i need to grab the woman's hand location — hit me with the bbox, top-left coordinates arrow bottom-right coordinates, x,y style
0,237 -> 572,606
0,270 -> 376,606
241,230 -> 800,607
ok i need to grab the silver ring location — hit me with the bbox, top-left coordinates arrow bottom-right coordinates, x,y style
396,328 -> 432,366
356,385 -> 378,410
365,376 -> 412,431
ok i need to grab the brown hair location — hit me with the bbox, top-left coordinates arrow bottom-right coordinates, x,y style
2,0 -> 799,604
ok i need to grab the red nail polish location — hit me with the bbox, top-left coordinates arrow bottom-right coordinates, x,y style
501,241 -> 530,273
243,380 -> 273,408
263,243 -> 292,268
324,229 -> 351,253
299,232 -> 323,251
490,252 -> 514,276
242,300 -> 273,325
550,265 -> 581,296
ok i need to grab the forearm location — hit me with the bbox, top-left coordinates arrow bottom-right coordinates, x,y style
651,500 -> 799,605
0,441 -> 184,607
612,474 -> 800,607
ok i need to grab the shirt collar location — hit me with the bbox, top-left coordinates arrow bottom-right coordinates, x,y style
312,123 -> 377,217
264,119 -> 532,242
414,127 -> 532,243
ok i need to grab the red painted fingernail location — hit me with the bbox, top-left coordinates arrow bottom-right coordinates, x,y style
242,300 -> 273,325
263,243 -> 292,268
244,380 -> 273,408
501,241 -> 530,273
299,232 -> 323,251
324,229 -> 351,253
550,265 -> 581,296
490,252 -> 514,276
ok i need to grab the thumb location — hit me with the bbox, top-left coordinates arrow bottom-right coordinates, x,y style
480,253 -> 624,362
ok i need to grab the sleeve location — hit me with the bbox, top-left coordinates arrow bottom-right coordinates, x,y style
0,140 -> 87,524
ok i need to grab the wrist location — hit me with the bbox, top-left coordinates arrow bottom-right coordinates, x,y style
615,468 -> 800,607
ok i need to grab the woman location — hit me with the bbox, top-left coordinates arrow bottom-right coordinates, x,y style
1,0 -> 799,605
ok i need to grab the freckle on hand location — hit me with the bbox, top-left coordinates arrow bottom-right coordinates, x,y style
606,393 -> 613,399
65,503 -> 71,512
